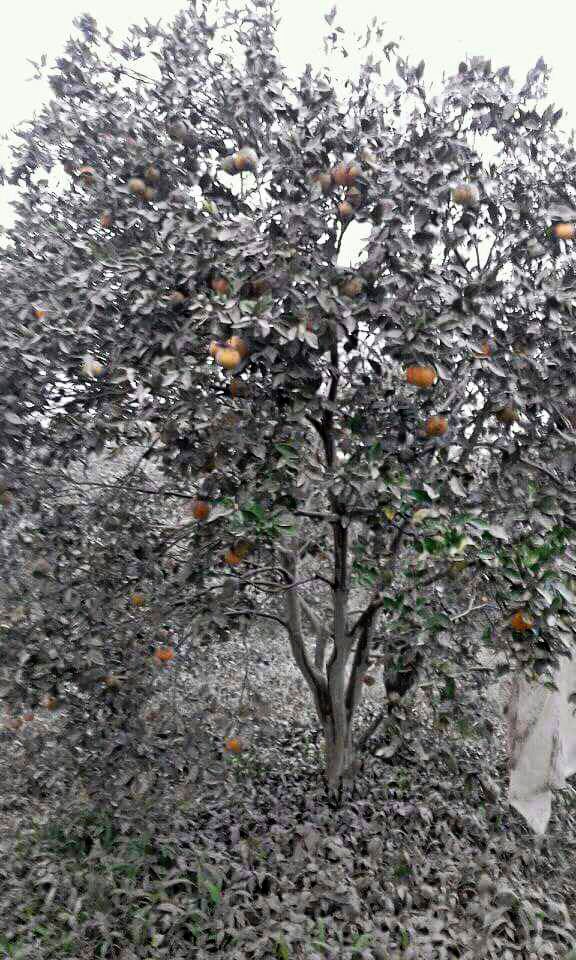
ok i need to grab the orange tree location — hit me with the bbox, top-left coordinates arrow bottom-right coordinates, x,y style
2,1 -> 576,796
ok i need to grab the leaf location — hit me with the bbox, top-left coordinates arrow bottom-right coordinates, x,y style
4,412 -> 22,425
485,525 -> 508,540
449,477 -> 467,498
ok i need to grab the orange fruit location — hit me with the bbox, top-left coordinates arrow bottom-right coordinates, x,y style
225,543 -> 251,565
230,379 -> 249,399
41,695 -> 58,711
346,186 -> 363,209
226,335 -> 249,359
250,277 -> 270,297
340,276 -> 364,297
221,155 -> 238,175
407,365 -> 436,388
130,593 -> 145,607
100,211 -> 113,228
154,647 -> 175,663
191,499 -> 210,521
78,165 -> 96,184
511,610 -> 533,632
167,290 -> 187,305
338,201 -> 355,222
553,222 -> 576,240
128,177 -> 147,196
495,405 -> 517,425
82,358 -> 103,378
452,183 -> 479,206
233,147 -> 258,173
332,162 -> 361,187
225,737 -> 242,753
425,415 -> 448,437
144,164 -> 161,183
211,277 -> 230,296
215,347 -> 242,370
314,171 -> 333,194
33,306 -> 46,319
167,119 -> 188,141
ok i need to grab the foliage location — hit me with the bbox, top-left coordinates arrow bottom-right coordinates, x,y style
2,0 -> 576,795
1,707 -> 576,960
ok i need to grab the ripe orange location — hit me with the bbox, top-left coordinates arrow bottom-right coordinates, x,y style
130,593 -> 145,607
215,347 -> 242,370
191,499 -> 210,521
78,165 -> 96,184
425,415 -> 448,437
338,201 -> 355,222
225,737 -> 242,753
128,177 -> 147,196
211,277 -> 230,296
495,405 -> 517,425
346,162 -> 362,182
145,164 -> 161,183
82,358 -> 103,378
511,610 -> 533,632
233,147 -> 258,173
167,119 -> 188,141
230,379 -> 249,399
224,549 -> 241,566
452,183 -> 479,206
154,647 -> 175,663
346,186 -> 363,209
167,290 -> 187,305
250,277 -> 269,297
553,222 -> 576,241
41,695 -> 58,711
407,365 -> 436,388
221,155 -> 238,175
33,306 -> 46,319
225,543 -> 251,565
340,276 -> 364,297
226,335 -> 249,359
314,171 -> 333,194
332,162 -> 361,187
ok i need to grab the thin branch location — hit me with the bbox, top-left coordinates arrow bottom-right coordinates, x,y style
451,601 -> 490,622
357,707 -> 388,752
294,510 -> 338,521
220,609 -> 289,629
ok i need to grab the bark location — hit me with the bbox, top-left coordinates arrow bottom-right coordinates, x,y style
323,715 -> 355,791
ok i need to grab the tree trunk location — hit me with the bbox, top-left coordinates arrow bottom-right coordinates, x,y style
322,715 -> 355,793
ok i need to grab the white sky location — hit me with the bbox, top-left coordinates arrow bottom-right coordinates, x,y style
1,0 -> 576,226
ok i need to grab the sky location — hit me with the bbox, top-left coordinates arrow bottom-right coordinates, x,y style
1,0 -> 576,226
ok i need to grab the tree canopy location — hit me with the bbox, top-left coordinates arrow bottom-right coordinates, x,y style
2,0 -> 576,797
